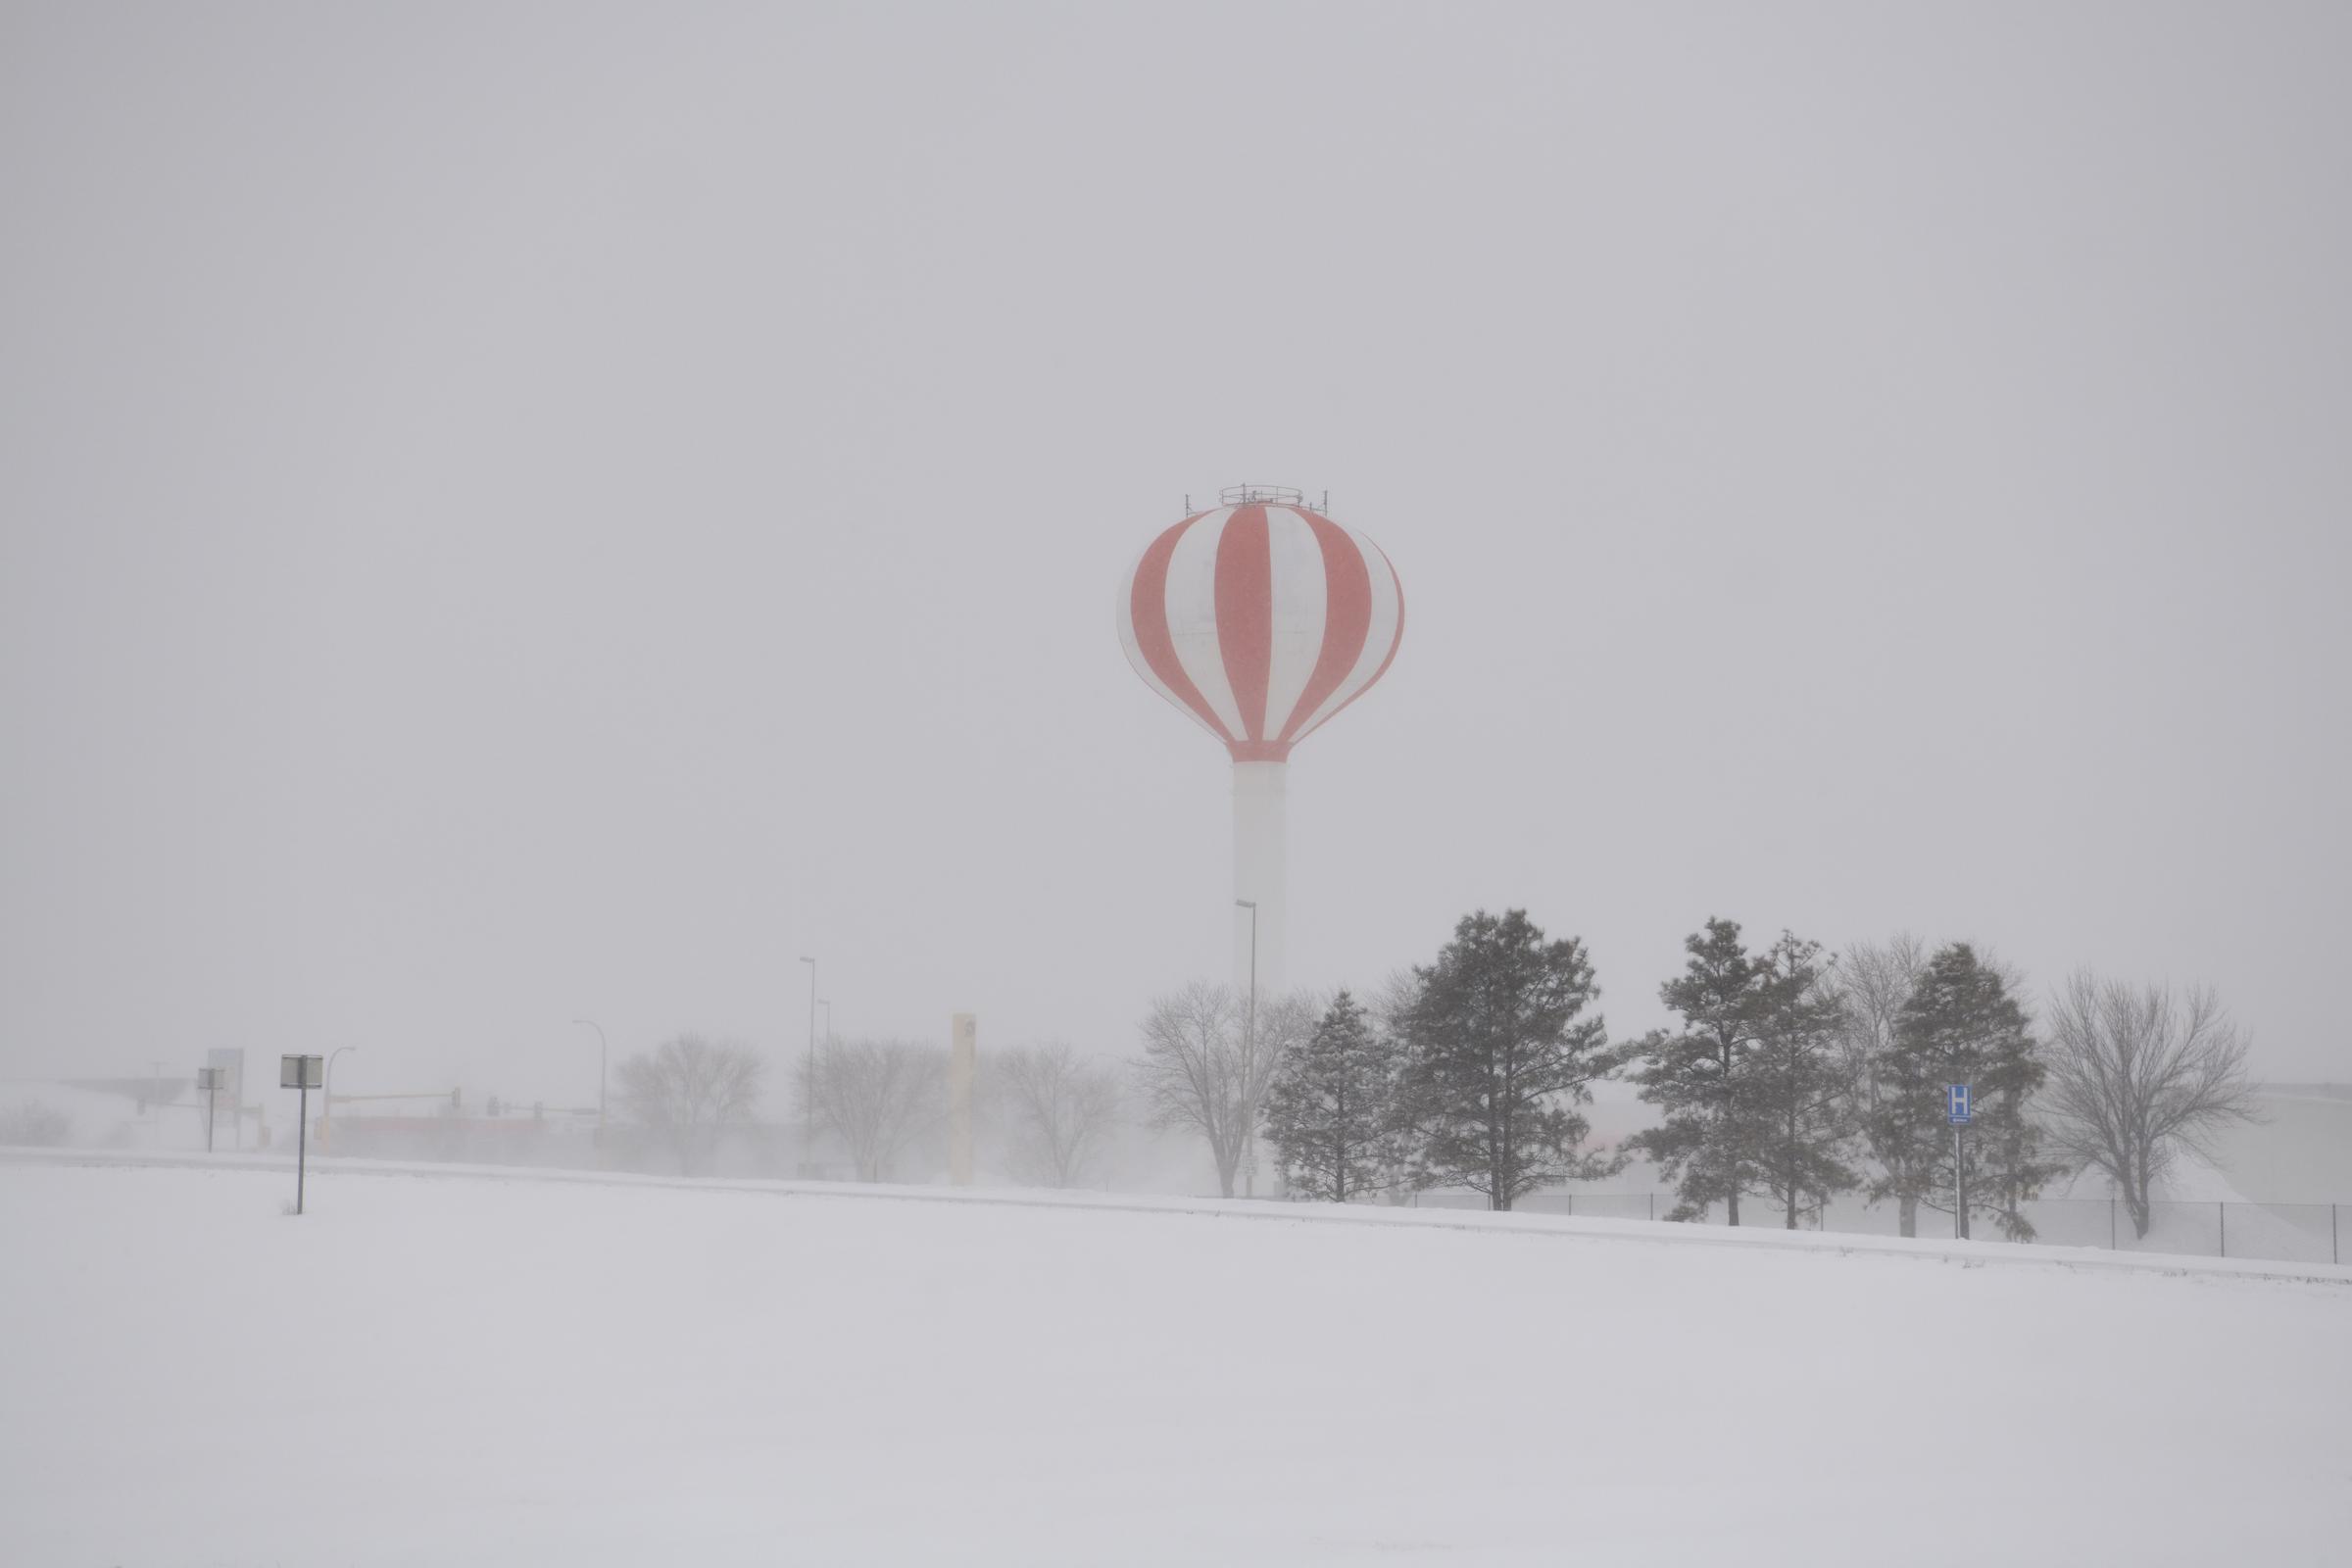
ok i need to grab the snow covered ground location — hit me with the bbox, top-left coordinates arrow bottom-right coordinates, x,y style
2,1156 -> 2346,1565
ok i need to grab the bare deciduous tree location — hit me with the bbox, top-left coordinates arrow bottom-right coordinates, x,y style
2043,973 -> 2261,1238
614,1034 -> 765,1174
0,1100 -> 72,1147
801,1038 -> 947,1183
1837,933 -> 1929,1234
1359,968 -> 1429,1200
1133,980 -> 1311,1198
990,1042 -> 1123,1188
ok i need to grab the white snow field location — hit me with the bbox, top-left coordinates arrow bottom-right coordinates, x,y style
3,1157 -> 2347,1566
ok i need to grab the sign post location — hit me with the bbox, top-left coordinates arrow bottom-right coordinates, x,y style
208,1049 -> 246,1150
196,1067 -> 223,1153
1946,1083 -> 1973,1240
281,1055 -> 322,1214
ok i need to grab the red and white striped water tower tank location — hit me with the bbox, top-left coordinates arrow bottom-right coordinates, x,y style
1116,485 -> 1404,997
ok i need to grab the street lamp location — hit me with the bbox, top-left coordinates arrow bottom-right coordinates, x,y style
572,1018 -> 608,1129
800,956 -> 817,1175
1236,899 -> 1258,1199
322,1047 -> 359,1152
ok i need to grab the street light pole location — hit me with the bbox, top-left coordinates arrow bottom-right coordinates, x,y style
322,1047 -> 358,1152
800,956 -> 817,1177
1235,899 -> 1257,1200
572,1019 -> 608,1130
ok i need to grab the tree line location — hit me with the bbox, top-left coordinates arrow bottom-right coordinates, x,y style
611,1031 -> 1123,1187
603,907 -> 2259,1241
1153,909 -> 2258,1237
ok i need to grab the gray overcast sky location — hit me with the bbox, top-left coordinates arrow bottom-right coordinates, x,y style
4,2 -> 2346,1104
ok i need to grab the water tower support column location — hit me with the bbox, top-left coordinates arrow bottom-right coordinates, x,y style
1232,761 -> 1289,1000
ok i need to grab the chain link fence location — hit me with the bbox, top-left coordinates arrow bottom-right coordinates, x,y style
1410,1189 -> 2346,1264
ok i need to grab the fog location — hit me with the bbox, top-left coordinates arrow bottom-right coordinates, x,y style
4,1 -> 2347,1108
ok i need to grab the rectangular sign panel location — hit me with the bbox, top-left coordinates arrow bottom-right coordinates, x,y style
1946,1083 -> 1972,1125
280,1054 -> 321,1090
206,1048 -> 244,1104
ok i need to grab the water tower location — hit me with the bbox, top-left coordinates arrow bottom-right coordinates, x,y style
1116,486 -> 1404,997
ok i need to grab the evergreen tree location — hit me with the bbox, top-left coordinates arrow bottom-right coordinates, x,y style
1261,990 -> 1401,1203
1396,909 -> 1627,1211
1743,932 -> 1861,1229
1863,972 -> 1951,1230
1628,917 -> 1765,1223
1868,943 -> 2060,1240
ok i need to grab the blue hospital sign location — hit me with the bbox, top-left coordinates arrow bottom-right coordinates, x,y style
1946,1084 -> 1973,1125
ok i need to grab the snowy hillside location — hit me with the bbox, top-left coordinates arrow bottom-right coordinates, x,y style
2,1157 -> 2345,1566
